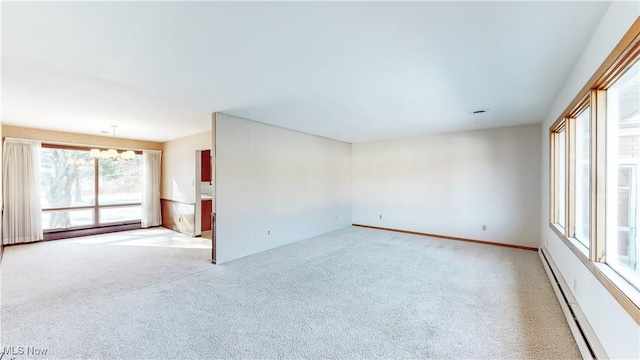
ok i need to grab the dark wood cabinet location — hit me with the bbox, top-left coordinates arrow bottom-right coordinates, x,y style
201,150 -> 211,183
202,199 -> 212,231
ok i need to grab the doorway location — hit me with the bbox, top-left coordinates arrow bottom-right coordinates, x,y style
195,149 -> 213,240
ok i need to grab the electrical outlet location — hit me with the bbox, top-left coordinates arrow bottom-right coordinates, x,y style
482,225 -> 486,231
335,215 -> 338,219
178,218 -> 182,223
379,214 -> 382,219
267,230 -> 270,235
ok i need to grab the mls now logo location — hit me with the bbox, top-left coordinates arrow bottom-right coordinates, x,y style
1,346 -> 49,358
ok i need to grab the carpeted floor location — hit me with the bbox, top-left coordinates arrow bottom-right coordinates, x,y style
1,226 -> 580,359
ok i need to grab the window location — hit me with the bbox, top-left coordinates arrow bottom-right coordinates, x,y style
606,59 -> 639,287
552,106 -> 590,250
575,107 -> 591,247
549,21 -> 640,320
40,145 -> 142,231
558,129 -> 567,229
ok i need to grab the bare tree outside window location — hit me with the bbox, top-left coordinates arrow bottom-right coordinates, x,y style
40,147 -> 142,230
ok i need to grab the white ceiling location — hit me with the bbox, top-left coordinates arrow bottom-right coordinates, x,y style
2,1 -> 611,143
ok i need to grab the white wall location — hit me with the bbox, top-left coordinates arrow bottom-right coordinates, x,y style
353,123 -> 541,248
540,2 -> 640,359
215,113 -> 352,264
0,120 -> 3,258
161,130 -> 212,203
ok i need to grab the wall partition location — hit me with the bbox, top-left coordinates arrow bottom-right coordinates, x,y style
214,113 -> 352,264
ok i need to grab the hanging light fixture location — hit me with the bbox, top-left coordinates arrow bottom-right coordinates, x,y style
66,155 -> 86,166
121,150 -> 136,160
89,125 -> 136,161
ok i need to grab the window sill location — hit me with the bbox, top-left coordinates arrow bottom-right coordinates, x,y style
594,263 -> 640,309
550,223 -> 590,258
549,223 -> 640,325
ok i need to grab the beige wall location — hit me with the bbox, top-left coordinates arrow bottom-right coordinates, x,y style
2,125 -> 163,151
161,130 -> 212,203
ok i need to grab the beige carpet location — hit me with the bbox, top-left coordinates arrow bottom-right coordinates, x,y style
1,226 -> 579,359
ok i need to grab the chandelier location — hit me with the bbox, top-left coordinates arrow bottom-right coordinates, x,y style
88,148 -> 136,161
90,125 -> 136,161
66,148 -> 135,166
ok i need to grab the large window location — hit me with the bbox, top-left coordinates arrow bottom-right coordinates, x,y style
606,59 -> 639,286
549,23 -> 640,320
40,145 -> 142,231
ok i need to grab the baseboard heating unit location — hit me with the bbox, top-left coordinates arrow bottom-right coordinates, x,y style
538,248 -> 606,360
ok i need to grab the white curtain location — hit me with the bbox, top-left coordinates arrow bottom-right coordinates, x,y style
3,138 -> 43,244
142,150 -> 162,228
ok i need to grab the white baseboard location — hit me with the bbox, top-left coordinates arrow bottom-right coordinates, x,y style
538,248 -> 608,359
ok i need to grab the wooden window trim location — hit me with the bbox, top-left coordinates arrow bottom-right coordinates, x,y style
43,205 -> 95,212
591,89 -> 607,263
548,18 -> 640,325
550,126 -> 567,228
568,106 -> 593,248
43,203 -> 141,212
43,143 -> 143,155
568,94 -> 591,119
552,19 -> 640,127
566,116 -> 577,239
549,131 -> 558,224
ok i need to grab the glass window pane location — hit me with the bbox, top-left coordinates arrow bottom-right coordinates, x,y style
100,206 -> 142,223
575,107 -> 591,247
40,148 -> 95,209
98,155 -> 142,205
558,129 -> 567,228
42,209 -> 94,230
606,59 -> 639,287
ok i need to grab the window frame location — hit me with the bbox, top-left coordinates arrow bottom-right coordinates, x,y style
549,18 -> 640,325
551,99 -> 591,256
41,143 -> 143,233
573,106 -> 592,248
